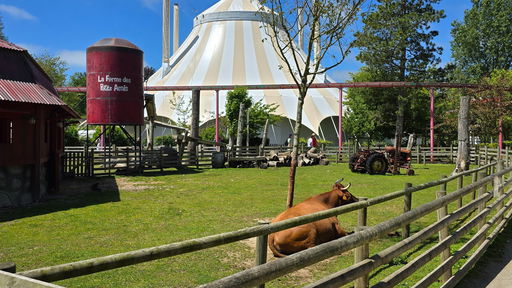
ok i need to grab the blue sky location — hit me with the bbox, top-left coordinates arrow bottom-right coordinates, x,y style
1,0 -> 472,83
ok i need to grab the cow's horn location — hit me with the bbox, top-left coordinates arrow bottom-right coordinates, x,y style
335,178 -> 344,185
342,183 -> 352,190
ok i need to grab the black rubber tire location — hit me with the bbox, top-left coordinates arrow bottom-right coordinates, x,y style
365,153 -> 388,175
348,154 -> 360,172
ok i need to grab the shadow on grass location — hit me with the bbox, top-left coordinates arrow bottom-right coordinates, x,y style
124,167 -> 205,177
454,220 -> 512,288
0,176 -> 120,222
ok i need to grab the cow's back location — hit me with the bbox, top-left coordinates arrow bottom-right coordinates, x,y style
269,199 -> 346,256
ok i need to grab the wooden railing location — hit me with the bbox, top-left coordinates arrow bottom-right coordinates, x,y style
15,161 -> 512,288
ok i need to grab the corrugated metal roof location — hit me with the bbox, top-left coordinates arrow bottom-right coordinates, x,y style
0,40 -> 26,51
0,79 -> 67,105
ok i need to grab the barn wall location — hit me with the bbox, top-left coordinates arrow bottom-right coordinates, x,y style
0,102 -> 64,207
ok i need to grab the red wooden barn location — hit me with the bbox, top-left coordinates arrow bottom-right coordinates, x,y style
0,39 -> 79,207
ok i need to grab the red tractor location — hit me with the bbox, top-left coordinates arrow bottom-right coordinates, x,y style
349,146 -> 414,175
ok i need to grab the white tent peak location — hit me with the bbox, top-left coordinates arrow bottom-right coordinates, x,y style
147,0 -> 342,144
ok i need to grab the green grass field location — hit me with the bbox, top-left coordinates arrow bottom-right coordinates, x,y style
0,163 -> 475,287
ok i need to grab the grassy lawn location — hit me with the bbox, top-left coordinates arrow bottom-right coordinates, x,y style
1,163 -> 475,287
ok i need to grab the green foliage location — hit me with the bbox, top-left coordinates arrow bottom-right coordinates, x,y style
225,87 -> 252,137
470,70 -> 512,141
155,135 -> 175,147
144,66 -> 156,82
60,72 -> 86,116
247,100 -> 279,139
0,15 -> 7,41
64,124 -> 83,146
345,68 -> 431,141
354,0 -> 445,81
93,126 -> 130,146
451,0 -> 512,80
33,53 -> 68,87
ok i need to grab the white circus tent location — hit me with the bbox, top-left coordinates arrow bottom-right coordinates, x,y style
146,0 -> 342,145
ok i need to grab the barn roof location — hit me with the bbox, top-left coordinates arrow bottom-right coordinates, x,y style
0,39 -> 79,118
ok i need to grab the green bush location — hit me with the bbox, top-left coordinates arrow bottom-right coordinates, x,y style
93,126 -> 131,146
64,124 -> 82,146
155,135 -> 175,147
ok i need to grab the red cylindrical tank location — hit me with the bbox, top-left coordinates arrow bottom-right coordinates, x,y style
86,38 -> 144,125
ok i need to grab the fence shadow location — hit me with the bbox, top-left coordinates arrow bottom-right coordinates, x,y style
0,176 -> 120,222
454,221 -> 512,288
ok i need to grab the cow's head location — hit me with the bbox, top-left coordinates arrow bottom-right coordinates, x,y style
333,178 -> 358,204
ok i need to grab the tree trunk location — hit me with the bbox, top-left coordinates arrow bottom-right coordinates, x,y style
287,93 -> 305,208
188,89 -> 200,164
455,95 -> 470,173
260,119 -> 269,156
236,103 -> 245,149
393,91 -> 405,174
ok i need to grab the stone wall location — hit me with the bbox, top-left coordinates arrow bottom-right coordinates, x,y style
0,163 -> 47,207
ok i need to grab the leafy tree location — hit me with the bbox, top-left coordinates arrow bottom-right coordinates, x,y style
64,124 -> 83,146
144,66 -> 156,83
61,72 -> 86,116
470,70 -> 512,142
34,53 -> 68,87
0,15 -> 7,41
451,0 -> 512,81
353,0 -> 444,173
93,126 -> 130,146
225,87 -> 252,144
155,135 -> 175,147
247,101 -> 279,139
260,0 -> 364,207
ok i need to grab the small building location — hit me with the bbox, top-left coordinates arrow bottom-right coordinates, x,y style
0,39 -> 79,207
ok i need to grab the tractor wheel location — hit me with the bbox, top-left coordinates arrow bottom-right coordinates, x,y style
348,154 -> 359,172
366,153 -> 388,175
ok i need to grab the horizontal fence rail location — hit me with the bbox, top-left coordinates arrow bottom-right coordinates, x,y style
63,145 -> 512,177
17,161 -> 512,288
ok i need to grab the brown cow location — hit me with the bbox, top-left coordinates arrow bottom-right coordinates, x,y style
268,179 -> 358,257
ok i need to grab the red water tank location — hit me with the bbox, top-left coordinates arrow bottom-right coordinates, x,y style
86,38 -> 144,125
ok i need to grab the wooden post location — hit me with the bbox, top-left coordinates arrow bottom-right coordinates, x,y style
477,171 -> 487,247
403,183 -> 412,239
457,175 -> 463,209
354,197 -> 369,288
484,146 -> 488,165
450,144 -> 453,163
255,220 -> 269,288
437,176 -> 451,283
494,160 -> 504,222
416,145 -> 420,164
472,172 -> 478,200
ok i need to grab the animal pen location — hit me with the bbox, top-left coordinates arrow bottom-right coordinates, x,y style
3,160 -> 512,288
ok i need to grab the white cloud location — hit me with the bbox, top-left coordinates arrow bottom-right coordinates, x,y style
58,50 -> 86,68
15,43 -> 47,55
329,69 -> 356,83
0,4 -> 36,20
140,0 -> 160,11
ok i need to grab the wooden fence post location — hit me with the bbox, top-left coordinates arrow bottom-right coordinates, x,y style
437,176 -> 451,283
457,175 -> 463,209
494,160 -> 504,222
354,197 -> 369,288
477,171 -> 487,247
449,144 -> 453,163
403,183 -> 412,239
255,220 -> 269,288
416,146 -> 420,164
485,146 -> 488,165
472,171 -> 478,200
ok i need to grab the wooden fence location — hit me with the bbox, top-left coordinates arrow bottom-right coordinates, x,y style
13,161 -> 512,288
63,145 -> 512,177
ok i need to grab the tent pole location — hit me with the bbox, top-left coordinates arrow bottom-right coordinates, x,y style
215,90 -> 219,146
430,88 -> 435,162
338,88 -> 343,152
